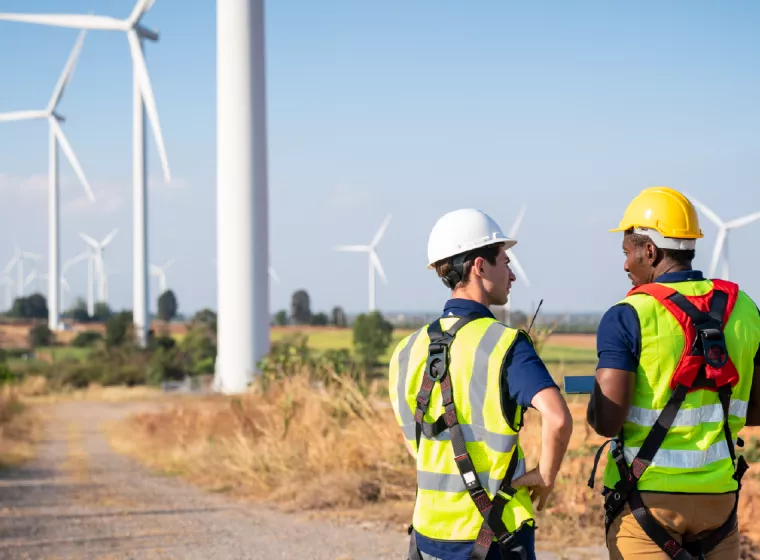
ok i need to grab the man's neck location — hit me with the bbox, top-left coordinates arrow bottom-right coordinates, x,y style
653,262 -> 691,279
451,287 -> 490,308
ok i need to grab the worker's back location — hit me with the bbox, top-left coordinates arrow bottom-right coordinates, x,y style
602,278 -> 760,494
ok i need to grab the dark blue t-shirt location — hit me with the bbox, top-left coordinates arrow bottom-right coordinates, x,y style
597,270 -> 760,371
414,298 -> 556,560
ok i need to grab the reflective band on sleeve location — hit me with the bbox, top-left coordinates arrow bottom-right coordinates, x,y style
626,400 -> 749,427
417,459 -> 527,495
396,330 -> 422,429
617,439 -> 735,469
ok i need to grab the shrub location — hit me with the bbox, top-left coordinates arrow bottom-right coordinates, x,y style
28,324 -> 54,348
352,311 -> 393,371
72,331 -> 104,348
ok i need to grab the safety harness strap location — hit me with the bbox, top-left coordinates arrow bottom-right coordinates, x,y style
589,284 -> 749,560
409,315 -> 529,560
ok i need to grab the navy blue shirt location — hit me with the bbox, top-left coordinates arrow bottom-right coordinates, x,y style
597,270 -> 760,371
414,298 -> 556,560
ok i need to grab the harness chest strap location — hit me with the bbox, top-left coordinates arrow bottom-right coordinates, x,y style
409,315 -> 530,560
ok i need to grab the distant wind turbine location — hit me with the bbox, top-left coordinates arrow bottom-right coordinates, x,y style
0,0 -> 173,346
63,251 -> 94,316
687,195 -> 760,279
80,229 -> 118,305
150,258 -> 175,295
3,242 -> 43,299
0,31 -> 95,331
497,205 -> 531,326
0,276 -> 13,311
334,214 -> 391,312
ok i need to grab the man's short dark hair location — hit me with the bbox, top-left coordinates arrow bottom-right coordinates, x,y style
624,228 -> 695,266
434,244 -> 503,287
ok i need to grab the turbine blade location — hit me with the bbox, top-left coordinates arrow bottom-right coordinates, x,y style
334,245 -> 369,252
0,13 -> 126,30
101,228 -> 119,247
726,211 -> 760,229
0,110 -> 47,122
128,0 -> 155,26
370,251 -> 388,285
3,256 -> 19,275
79,233 -> 99,247
23,251 -> 43,261
709,228 -> 726,278
686,193 -> 724,227
149,264 -> 161,275
163,258 -> 176,271
268,267 -> 280,284
509,205 -> 526,239
61,277 -> 70,291
24,270 -> 36,286
128,30 -> 171,183
507,249 -> 531,287
48,30 -> 86,112
371,214 -> 392,247
50,119 -> 96,203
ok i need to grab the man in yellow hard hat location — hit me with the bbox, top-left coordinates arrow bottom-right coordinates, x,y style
586,186 -> 760,559
389,208 -> 573,560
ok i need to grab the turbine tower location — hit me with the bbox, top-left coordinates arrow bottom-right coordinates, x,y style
334,214 -> 391,312
0,31 -> 95,331
687,195 -> 760,280
214,0 -> 270,394
0,0 -> 173,346
80,230 -> 118,305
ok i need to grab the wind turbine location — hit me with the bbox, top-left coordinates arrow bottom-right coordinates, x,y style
3,244 -> 43,299
0,31 -> 95,331
334,214 -> 391,312
80,229 -> 118,305
64,251 -> 94,317
0,0 -> 172,346
150,258 -> 175,295
687,195 -> 760,280
0,276 -> 13,311
496,205 -> 531,326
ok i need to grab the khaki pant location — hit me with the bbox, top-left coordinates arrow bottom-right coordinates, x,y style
607,492 -> 740,559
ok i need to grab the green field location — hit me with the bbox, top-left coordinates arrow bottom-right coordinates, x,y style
270,327 -> 598,378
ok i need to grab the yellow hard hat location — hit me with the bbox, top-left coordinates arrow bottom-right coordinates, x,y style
610,187 -> 704,241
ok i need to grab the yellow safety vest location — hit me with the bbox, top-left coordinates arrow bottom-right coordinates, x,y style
389,316 -> 535,542
603,279 -> 760,493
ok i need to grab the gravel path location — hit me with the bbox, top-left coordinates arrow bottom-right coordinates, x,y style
0,401 -> 604,560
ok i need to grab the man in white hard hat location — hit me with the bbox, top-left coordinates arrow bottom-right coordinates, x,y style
389,208 -> 573,560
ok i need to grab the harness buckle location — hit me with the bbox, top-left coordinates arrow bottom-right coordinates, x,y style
425,341 -> 449,381
696,324 -> 728,368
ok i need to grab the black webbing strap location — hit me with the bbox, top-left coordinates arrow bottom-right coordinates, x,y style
667,291 -> 729,369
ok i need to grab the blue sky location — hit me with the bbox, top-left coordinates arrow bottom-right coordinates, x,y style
1,0 -> 759,316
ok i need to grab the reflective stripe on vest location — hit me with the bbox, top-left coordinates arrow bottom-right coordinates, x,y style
602,280 -> 760,494
388,316 -> 535,542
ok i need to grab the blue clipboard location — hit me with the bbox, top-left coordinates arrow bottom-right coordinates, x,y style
563,375 -> 596,394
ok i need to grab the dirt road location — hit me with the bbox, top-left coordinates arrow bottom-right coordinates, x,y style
0,402 -> 603,560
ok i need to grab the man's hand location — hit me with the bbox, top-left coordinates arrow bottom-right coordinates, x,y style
512,467 -> 555,511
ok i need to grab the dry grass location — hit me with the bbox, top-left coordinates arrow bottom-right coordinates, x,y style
24,379 -> 163,405
0,385 -> 43,469
107,374 -> 760,550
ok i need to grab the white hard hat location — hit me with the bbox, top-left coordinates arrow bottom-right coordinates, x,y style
427,208 -> 516,268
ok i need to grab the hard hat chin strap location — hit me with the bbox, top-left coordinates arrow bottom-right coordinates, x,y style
633,228 -> 696,251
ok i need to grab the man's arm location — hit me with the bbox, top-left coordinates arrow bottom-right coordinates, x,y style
586,304 -> 640,437
513,387 -> 572,511
587,369 -> 636,436
747,360 -> 760,427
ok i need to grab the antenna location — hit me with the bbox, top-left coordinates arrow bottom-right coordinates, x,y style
527,299 -> 543,335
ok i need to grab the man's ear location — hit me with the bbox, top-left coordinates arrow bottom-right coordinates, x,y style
645,241 -> 658,263
471,256 -> 485,278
